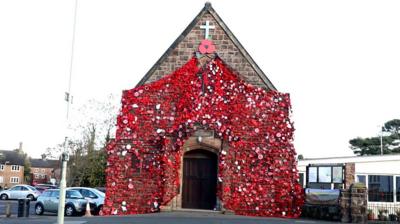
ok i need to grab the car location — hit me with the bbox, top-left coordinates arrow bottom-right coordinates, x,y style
34,184 -> 58,193
0,184 -> 41,201
35,183 -> 58,188
67,187 -> 105,215
95,187 -> 106,193
35,189 -> 96,216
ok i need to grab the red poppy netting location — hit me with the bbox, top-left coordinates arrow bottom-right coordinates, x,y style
103,56 -> 304,217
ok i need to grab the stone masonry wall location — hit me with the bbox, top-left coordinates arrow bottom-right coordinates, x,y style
340,184 -> 368,223
145,12 -> 269,89
344,163 -> 355,189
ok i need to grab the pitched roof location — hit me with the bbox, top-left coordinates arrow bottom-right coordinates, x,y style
0,150 -> 25,166
136,2 -> 276,91
30,158 -> 59,168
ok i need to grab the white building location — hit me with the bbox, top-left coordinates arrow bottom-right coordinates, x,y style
297,154 -> 400,215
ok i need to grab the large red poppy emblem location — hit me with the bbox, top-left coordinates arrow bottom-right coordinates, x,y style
198,39 -> 216,54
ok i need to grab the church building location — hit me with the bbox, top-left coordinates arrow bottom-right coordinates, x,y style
103,3 -> 304,218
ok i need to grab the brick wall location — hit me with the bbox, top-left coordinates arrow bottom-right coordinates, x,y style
0,164 -> 25,189
31,167 -> 54,184
145,12 -> 269,89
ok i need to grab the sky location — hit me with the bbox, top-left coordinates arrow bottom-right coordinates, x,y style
0,0 -> 399,159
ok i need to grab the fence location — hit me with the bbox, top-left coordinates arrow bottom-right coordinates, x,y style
367,192 -> 400,221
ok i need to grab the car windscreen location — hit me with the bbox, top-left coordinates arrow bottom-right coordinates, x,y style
66,190 -> 84,199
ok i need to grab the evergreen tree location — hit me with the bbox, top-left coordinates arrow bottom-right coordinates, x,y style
349,119 -> 400,155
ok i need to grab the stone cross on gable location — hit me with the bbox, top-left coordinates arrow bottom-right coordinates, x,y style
200,20 -> 215,39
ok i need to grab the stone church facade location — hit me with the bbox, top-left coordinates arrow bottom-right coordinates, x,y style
103,3 -> 304,218
137,3 -> 276,90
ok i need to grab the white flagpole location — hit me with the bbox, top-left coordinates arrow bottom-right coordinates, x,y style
57,0 -> 78,223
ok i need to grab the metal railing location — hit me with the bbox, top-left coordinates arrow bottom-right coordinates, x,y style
367,192 -> 400,221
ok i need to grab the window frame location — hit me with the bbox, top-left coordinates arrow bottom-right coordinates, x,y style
357,173 -> 400,203
396,176 -> 400,203
0,164 -> 4,171
10,177 -> 19,183
131,153 -> 141,175
368,175 -> 394,202
356,174 -> 366,184
298,172 -> 305,188
306,164 -> 345,189
11,165 -> 20,172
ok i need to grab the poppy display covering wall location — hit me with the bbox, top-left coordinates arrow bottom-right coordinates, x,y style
103,56 -> 304,218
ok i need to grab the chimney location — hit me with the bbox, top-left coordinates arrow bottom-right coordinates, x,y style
19,142 -> 23,151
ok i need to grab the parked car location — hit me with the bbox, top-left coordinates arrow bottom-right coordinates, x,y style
34,184 -> 58,193
68,187 -> 105,215
0,184 -> 41,201
35,189 -> 96,216
95,187 -> 106,193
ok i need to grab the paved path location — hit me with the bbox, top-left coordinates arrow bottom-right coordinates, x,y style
0,200 -> 338,224
0,210 -> 338,224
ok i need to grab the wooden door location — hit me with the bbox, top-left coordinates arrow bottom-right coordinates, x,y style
182,150 -> 217,210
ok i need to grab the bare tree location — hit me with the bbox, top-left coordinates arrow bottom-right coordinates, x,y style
46,94 -> 118,186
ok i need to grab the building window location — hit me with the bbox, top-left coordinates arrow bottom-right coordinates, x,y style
368,175 -> 393,202
131,154 -> 141,174
306,164 -> 344,189
332,167 -> 343,183
318,167 -> 331,183
308,167 -> 317,182
34,174 -> 39,178
35,168 -> 39,172
356,175 -> 366,185
11,165 -> 20,171
0,164 -> 4,171
396,176 -> 400,202
299,173 -> 305,187
0,176 -> 3,183
10,177 -> 19,183
41,169 -> 45,173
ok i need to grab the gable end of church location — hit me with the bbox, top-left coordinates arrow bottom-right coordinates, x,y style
136,2 -> 277,91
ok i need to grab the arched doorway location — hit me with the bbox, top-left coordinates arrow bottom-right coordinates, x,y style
182,149 -> 217,210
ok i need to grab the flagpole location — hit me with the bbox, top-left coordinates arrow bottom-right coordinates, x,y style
57,0 -> 78,223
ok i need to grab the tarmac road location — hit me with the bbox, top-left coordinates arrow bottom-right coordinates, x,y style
0,199 -> 37,217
